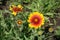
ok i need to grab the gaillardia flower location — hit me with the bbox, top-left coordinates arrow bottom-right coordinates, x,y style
17,20 -> 22,25
28,12 -> 44,29
38,31 -> 43,35
10,5 -> 23,16
49,27 -> 54,32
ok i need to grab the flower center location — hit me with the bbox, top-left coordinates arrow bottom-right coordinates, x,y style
17,20 -> 22,24
34,18 -> 38,22
13,7 -> 21,12
18,22 -> 21,24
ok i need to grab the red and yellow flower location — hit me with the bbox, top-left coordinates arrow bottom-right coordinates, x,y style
10,5 -> 23,16
28,12 -> 44,29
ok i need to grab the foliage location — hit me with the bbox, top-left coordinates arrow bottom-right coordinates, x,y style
0,0 -> 60,40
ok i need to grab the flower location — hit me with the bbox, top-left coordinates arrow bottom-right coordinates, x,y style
38,31 -> 43,35
17,20 -> 22,25
27,12 -> 44,29
49,27 -> 54,32
10,5 -> 23,16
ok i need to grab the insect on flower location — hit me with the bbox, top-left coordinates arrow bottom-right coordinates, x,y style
27,12 -> 45,29
10,5 -> 23,16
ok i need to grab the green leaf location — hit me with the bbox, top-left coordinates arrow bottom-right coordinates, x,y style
55,26 -> 60,35
55,30 -> 60,35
